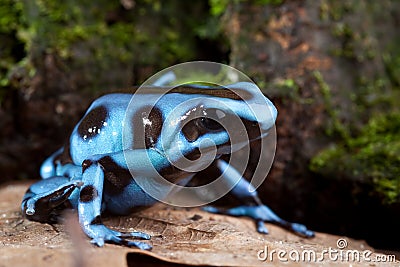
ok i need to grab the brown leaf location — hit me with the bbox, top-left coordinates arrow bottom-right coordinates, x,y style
0,182 -> 397,267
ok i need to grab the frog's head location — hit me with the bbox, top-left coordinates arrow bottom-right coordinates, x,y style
151,82 -> 277,173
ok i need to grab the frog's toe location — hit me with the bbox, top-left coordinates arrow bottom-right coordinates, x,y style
90,235 -> 151,250
91,237 -> 105,247
119,231 -> 151,240
108,234 -> 152,250
256,220 -> 269,234
121,240 -> 152,250
290,223 -> 315,238
86,225 -> 152,250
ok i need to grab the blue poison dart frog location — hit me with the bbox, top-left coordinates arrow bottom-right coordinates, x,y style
21,82 -> 314,250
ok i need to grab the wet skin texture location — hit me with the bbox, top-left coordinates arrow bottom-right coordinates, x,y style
21,82 -> 314,250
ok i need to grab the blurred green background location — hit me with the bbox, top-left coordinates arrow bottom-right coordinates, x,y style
0,0 -> 399,252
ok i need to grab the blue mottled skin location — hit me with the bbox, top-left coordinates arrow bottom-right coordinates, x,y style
21,82 -> 314,250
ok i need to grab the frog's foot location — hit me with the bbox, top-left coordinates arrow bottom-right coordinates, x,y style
84,224 -> 152,250
203,205 -> 314,238
22,179 -> 83,222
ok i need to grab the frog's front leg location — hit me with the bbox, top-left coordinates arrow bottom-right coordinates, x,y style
203,159 -> 314,238
21,176 -> 83,223
78,158 -> 151,250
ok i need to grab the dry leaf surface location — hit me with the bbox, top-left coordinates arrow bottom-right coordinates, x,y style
0,182 -> 398,267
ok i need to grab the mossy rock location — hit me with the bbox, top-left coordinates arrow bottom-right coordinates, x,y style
310,112 -> 400,204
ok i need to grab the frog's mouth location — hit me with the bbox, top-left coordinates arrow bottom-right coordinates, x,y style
217,119 -> 273,155
238,117 -> 274,144
184,129 -> 271,160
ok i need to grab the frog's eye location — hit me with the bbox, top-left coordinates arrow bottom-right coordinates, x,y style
197,117 -> 223,132
199,108 -> 227,131
181,108 -> 227,142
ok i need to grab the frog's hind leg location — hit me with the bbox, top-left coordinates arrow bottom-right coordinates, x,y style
21,177 -> 83,222
202,159 -> 314,238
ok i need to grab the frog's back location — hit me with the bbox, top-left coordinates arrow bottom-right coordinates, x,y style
69,93 -> 133,164
63,92 -> 191,166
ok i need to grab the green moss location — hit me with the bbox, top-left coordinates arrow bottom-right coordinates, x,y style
312,1 -> 400,206
209,0 -> 230,16
313,71 -> 351,141
310,112 -> 400,204
271,78 -> 301,101
319,0 -> 355,22
253,0 -> 283,5
1,0 -> 222,92
209,0 -> 283,16
0,0 -> 24,34
165,67 -> 238,86
383,38 -> 400,87
320,1 -> 378,64
0,0 -> 26,104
